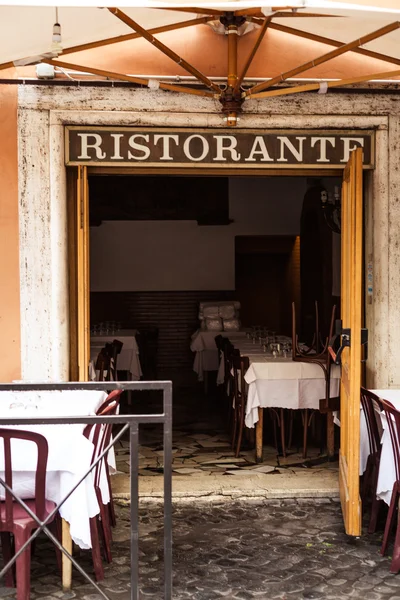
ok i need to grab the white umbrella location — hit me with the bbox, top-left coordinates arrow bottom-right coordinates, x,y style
1,1 -> 400,124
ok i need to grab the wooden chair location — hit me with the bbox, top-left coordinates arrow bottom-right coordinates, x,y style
379,398 -> 400,573
109,340 -> 123,381
291,302 -> 337,458
232,355 -> 250,457
0,429 -> 60,600
83,401 -> 119,579
95,347 -> 111,382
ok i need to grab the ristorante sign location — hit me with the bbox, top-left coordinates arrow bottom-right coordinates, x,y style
65,127 -> 375,169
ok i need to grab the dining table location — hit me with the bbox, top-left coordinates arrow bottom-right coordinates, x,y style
222,337 -> 341,462
90,328 -> 142,381
0,389 -> 111,590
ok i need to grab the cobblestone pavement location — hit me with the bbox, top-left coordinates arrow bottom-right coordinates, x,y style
3,499 -> 400,600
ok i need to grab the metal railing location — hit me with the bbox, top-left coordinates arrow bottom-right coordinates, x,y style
0,380 -> 173,600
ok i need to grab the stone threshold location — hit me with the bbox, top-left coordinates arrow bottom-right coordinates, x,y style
112,471 -> 340,503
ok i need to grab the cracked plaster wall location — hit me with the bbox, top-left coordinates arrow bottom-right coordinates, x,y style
16,85 -> 400,386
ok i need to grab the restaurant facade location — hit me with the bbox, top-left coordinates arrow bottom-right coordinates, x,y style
1,72 -> 400,537
0,81 -> 396,387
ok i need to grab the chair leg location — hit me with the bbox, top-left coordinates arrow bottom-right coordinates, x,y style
280,409 -> 286,458
50,515 -> 63,575
269,409 -> 279,455
391,517 -> 400,573
98,500 -> 113,564
1,532 -> 15,587
303,409 -> 308,459
381,487 -> 398,556
287,411 -> 294,451
368,463 -> 382,534
235,400 -> 245,458
14,527 -> 32,600
105,463 -> 117,528
89,517 -> 104,581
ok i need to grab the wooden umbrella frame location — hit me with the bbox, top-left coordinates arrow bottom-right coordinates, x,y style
1,6 -> 400,125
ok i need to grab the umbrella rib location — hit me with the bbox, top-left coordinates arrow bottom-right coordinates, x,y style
247,67 -> 400,100
246,20 -> 400,97
269,22 -> 400,67
44,59 -> 215,98
107,7 -> 221,94
234,16 -> 273,93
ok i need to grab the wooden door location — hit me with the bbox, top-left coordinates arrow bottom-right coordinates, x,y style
339,147 -> 363,536
68,166 -> 90,381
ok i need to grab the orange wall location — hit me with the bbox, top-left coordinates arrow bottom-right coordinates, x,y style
0,70 -> 21,381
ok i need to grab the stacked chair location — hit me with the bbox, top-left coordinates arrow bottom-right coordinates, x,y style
291,301 -> 336,458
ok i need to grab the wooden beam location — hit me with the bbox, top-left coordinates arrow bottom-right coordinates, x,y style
269,22 -> 400,67
0,61 -> 14,71
62,17 -> 213,56
234,16 -> 273,93
247,21 -> 400,96
45,59 -> 216,98
247,66 -> 400,100
108,7 -> 221,94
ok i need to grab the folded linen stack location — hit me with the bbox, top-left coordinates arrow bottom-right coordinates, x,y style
199,301 -> 241,332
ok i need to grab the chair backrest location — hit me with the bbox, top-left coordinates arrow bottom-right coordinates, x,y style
84,402 -> 118,489
96,389 -> 123,416
380,398 -> 400,484
0,429 -> 49,526
292,301 -> 336,363
232,355 -> 250,402
95,347 -> 111,382
360,387 -> 383,458
109,340 -> 123,380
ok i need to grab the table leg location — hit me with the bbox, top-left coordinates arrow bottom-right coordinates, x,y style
256,407 -> 264,463
327,410 -> 335,458
62,519 -> 73,590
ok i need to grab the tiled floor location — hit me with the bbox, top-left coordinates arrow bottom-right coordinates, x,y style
114,386 -> 339,479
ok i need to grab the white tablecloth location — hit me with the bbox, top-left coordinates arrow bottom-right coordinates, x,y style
244,353 -> 341,428
369,389 -> 400,505
91,329 -> 142,380
190,330 -> 247,381
0,390 -> 110,549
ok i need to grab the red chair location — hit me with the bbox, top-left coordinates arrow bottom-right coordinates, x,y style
360,387 -> 383,533
96,390 -> 123,528
0,429 -> 59,600
379,398 -> 400,573
83,401 -> 119,579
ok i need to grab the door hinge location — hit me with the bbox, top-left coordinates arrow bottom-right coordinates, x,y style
328,320 -> 368,365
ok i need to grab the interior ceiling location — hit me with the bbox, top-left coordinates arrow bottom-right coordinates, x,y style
2,2 -> 400,124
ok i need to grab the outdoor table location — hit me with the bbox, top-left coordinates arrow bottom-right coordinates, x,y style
90,329 -> 142,380
227,340 -> 340,462
0,389 -> 110,590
